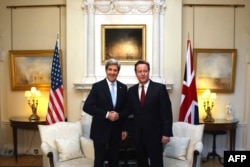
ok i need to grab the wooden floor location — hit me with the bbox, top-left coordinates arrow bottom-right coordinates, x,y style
0,155 -> 42,167
201,158 -> 223,167
0,155 -> 222,167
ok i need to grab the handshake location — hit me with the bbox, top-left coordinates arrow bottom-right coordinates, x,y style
108,111 -> 119,122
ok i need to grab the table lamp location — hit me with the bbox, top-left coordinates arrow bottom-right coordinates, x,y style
201,89 -> 216,122
25,87 -> 41,121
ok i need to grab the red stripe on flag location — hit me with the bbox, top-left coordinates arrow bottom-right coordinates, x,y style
47,87 -> 64,124
179,40 -> 199,124
46,39 -> 65,125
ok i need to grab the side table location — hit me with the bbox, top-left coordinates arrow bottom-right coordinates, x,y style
9,117 -> 46,161
200,119 -> 239,164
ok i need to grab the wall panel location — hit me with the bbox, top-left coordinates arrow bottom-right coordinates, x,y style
194,7 -> 235,48
12,8 -> 60,50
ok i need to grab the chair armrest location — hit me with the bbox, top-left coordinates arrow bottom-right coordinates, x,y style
192,141 -> 203,167
41,143 -> 53,155
80,137 -> 95,160
192,150 -> 200,167
41,143 -> 56,167
194,141 -> 203,153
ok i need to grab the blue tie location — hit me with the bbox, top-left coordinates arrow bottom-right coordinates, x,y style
111,83 -> 116,107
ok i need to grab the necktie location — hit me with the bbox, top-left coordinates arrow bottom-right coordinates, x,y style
140,85 -> 145,106
111,83 -> 116,107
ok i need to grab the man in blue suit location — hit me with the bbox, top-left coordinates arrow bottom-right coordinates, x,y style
127,60 -> 173,167
83,59 -> 128,167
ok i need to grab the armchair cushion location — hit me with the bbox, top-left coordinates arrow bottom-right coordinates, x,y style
172,122 -> 204,162
55,134 -> 83,162
163,136 -> 190,160
38,120 -> 94,167
163,122 -> 204,167
80,137 -> 94,160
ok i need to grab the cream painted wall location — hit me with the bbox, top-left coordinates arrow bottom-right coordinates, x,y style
65,0 -> 85,121
0,0 -> 250,158
0,0 -> 66,154
164,0 -> 183,121
182,0 -> 250,156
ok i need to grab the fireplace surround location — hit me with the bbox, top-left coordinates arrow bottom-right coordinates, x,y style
73,0 -> 173,91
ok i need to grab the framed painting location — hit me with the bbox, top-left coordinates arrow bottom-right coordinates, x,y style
9,50 -> 62,91
193,48 -> 237,93
101,24 -> 146,64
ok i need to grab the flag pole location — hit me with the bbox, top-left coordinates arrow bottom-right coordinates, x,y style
179,38 -> 199,124
46,36 -> 65,125
57,32 -> 60,49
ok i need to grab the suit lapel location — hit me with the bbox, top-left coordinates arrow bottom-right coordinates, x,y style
102,79 -> 113,107
116,82 -> 122,107
142,81 -> 154,107
132,84 -> 141,108
116,81 -> 127,108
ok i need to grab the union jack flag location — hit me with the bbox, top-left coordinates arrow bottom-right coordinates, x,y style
179,40 -> 199,124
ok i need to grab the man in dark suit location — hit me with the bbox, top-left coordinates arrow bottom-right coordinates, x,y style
127,60 -> 173,167
83,59 -> 128,167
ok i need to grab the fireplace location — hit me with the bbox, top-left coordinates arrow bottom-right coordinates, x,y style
74,0 -> 173,91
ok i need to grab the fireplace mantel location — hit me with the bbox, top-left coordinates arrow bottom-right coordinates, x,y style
82,0 -> 166,15
73,82 -> 173,91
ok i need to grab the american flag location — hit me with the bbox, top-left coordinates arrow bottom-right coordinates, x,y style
46,39 -> 65,125
179,40 -> 199,124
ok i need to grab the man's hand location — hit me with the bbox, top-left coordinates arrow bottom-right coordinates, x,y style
121,131 -> 128,140
162,136 -> 170,144
108,111 -> 119,121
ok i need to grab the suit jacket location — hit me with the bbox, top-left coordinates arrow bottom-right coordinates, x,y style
127,80 -> 173,144
83,79 -> 128,144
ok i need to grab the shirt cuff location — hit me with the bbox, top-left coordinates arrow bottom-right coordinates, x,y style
106,111 -> 110,118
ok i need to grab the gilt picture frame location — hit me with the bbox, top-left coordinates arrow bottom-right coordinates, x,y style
101,24 -> 146,64
9,50 -> 62,91
193,48 -> 237,93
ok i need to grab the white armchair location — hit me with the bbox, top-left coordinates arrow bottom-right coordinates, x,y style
163,122 -> 204,167
38,120 -> 94,167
